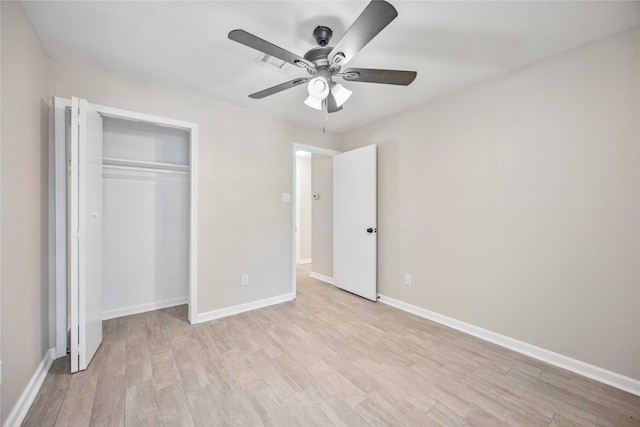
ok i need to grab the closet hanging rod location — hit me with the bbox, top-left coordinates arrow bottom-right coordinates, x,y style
103,164 -> 189,176
103,157 -> 189,173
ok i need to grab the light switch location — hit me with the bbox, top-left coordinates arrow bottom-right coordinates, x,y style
282,193 -> 291,203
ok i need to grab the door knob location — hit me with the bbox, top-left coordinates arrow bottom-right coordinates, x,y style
366,227 -> 376,234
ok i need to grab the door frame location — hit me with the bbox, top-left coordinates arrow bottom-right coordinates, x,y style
51,98 -> 199,358
291,143 -> 340,297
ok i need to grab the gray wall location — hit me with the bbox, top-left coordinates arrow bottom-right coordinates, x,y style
342,28 -> 640,380
1,2 -> 51,421
311,153 -> 333,279
49,58 -> 342,315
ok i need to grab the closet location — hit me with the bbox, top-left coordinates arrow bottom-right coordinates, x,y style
102,118 -> 189,319
51,97 -> 197,371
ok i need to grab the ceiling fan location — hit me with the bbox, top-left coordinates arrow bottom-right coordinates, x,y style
228,0 -> 417,114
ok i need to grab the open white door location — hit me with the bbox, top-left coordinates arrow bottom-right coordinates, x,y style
335,144 -> 377,301
69,97 -> 103,373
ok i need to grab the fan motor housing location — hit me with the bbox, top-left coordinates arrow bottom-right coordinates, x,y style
303,46 -> 332,68
304,47 -> 343,78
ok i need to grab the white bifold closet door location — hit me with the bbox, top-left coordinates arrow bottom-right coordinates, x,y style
69,97 -> 103,373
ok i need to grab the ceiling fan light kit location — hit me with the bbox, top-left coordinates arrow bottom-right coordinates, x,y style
304,95 -> 323,111
308,76 -> 330,100
331,83 -> 352,107
228,0 -> 417,115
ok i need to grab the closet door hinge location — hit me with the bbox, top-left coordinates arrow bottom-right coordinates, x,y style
75,230 -> 84,240
72,107 -> 84,126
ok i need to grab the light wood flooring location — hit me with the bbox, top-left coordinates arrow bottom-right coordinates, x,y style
24,265 -> 640,426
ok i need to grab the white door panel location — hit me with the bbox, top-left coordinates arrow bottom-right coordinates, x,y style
70,97 -> 103,373
335,144 -> 377,301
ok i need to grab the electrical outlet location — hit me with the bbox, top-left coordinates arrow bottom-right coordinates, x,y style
405,274 -> 412,286
242,274 -> 249,286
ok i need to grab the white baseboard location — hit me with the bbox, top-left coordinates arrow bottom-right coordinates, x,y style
3,348 -> 55,427
297,259 -> 312,265
309,271 -> 334,285
102,296 -> 188,320
197,293 -> 295,324
377,294 -> 640,397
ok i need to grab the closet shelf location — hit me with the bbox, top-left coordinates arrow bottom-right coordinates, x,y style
103,157 -> 189,173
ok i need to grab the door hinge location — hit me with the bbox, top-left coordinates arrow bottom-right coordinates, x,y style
75,230 -> 84,240
74,105 -> 84,122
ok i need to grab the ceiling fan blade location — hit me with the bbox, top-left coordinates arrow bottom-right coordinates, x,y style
248,78 -> 310,99
327,93 -> 343,113
341,68 -> 417,85
328,0 -> 398,67
229,29 -> 314,69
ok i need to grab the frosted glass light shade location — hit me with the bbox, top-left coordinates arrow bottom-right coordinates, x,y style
304,95 -> 323,110
331,83 -> 352,107
307,76 -> 329,99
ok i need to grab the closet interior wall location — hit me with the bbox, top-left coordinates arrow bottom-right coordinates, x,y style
102,117 -> 189,319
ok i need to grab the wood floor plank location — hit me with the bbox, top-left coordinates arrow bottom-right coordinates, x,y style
54,371 -> 99,427
125,380 -> 157,426
245,349 -> 299,399
271,352 -> 315,389
103,318 -> 127,343
355,397 -> 404,427
306,359 -> 368,406
125,342 -> 152,386
249,385 -> 297,426
282,391 -> 336,427
89,374 -> 125,426
101,339 -> 127,378
22,358 -> 71,427
319,395 -> 370,426
173,348 -> 211,393
155,383 -> 194,427
466,407 -> 509,426
147,326 -> 170,353
198,348 -> 239,391
221,348 -> 261,386
150,349 -> 181,390
388,399 -> 439,426
25,264 -> 640,427
216,387 -> 263,426
185,384 -> 227,426
125,316 -> 148,347
427,401 -> 473,427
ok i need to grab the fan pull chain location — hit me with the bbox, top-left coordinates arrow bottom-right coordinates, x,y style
323,98 -> 328,134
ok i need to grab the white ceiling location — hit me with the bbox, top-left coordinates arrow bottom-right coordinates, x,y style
21,1 -> 640,133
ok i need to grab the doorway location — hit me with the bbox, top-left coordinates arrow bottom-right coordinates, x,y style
292,144 -> 339,296
292,143 -> 379,302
